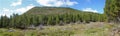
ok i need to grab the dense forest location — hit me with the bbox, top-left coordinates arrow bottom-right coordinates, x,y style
0,7 -> 107,29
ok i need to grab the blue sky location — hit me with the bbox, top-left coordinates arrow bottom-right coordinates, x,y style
0,0 -> 105,17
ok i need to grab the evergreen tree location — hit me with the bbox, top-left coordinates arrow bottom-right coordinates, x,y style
0,15 -> 9,28
104,0 -> 120,22
55,15 -> 60,25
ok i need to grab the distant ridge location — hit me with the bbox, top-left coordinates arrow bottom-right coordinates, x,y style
24,7 -> 83,15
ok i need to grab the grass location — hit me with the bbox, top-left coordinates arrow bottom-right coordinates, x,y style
0,22 -> 118,36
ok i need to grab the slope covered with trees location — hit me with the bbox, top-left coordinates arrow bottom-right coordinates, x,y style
0,7 -> 107,29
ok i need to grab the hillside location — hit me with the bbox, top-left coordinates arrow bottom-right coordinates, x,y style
24,7 -> 84,15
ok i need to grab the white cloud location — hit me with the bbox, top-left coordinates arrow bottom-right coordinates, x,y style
82,8 -> 98,13
0,8 -> 13,17
0,4 -> 35,17
15,4 -> 35,14
0,14 -> 1,16
2,8 -> 10,12
11,0 -> 22,7
66,0 -> 78,6
36,0 -> 78,7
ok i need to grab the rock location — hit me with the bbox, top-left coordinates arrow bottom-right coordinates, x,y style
7,28 -> 15,32
110,27 -> 120,36
37,24 -> 44,30
27,25 -> 36,30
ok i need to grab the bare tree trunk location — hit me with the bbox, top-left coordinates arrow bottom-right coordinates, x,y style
117,17 -> 120,23
117,10 -> 120,23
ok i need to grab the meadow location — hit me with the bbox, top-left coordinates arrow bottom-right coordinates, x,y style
0,22 -> 119,36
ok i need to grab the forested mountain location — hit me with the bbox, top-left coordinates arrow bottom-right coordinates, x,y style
24,7 -> 81,15
0,7 -> 107,29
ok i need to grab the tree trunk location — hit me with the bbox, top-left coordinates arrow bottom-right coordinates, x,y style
117,17 -> 120,22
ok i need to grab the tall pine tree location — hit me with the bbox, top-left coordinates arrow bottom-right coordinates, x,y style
104,0 -> 120,23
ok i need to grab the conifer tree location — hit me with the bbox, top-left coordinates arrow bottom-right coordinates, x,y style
104,0 -> 120,22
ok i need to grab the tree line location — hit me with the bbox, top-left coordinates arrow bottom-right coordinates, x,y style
0,12 -> 107,29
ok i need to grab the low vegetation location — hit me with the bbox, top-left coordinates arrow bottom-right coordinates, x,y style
0,22 -> 119,36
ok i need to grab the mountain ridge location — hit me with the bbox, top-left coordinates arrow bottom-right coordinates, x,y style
24,7 -> 85,15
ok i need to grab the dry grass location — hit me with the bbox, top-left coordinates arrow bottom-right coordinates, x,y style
0,22 -> 119,36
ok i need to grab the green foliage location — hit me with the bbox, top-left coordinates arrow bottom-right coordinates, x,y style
104,0 -> 120,22
0,15 -> 9,28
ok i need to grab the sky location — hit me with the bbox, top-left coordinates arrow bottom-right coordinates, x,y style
0,0 -> 106,17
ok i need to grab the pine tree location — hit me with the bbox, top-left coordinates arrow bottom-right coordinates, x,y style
47,16 -> 52,25
55,15 -> 59,25
0,15 -> 9,28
